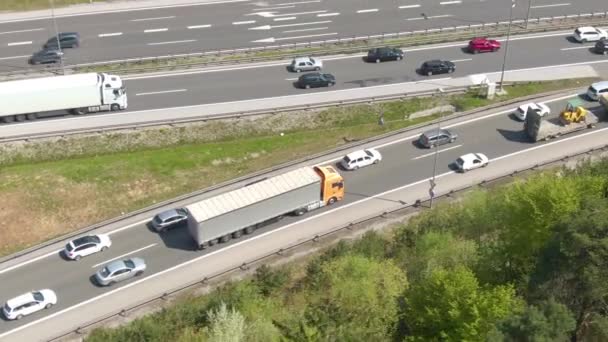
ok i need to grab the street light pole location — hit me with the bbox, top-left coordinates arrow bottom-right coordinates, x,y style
525,0 -> 533,29
49,0 -> 65,75
499,0 -> 516,93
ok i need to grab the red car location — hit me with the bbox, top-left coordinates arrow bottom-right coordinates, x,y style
468,37 -> 501,53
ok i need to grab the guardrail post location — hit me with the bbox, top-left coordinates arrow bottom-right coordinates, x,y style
276,248 -> 284,255
75,327 -> 84,335
312,235 -> 320,242
240,262 -> 249,271
414,199 -> 422,207
160,292 -> 169,300
119,309 -> 128,317
201,277 -> 208,284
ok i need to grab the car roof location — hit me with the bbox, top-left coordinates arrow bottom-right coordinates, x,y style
345,149 -> 374,159
5,292 -> 36,308
422,128 -> 451,137
293,56 -> 313,62
577,26 -> 597,32
157,209 -> 181,220
105,259 -> 128,273
590,81 -> 608,89
71,235 -> 100,246
459,153 -> 481,162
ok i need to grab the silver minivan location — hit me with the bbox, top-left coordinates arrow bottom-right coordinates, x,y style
586,81 -> 608,101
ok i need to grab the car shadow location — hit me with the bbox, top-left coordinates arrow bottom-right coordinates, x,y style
508,112 -> 523,122
89,274 -> 103,287
154,223 -> 199,251
496,128 -> 534,143
565,36 -> 580,44
460,47 -> 472,54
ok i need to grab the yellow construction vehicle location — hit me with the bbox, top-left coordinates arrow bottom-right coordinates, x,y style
560,100 -> 588,124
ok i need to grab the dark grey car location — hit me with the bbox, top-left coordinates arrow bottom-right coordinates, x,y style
152,208 -> 188,232
29,49 -> 63,65
94,257 -> 146,286
418,128 -> 458,148
44,32 -> 81,49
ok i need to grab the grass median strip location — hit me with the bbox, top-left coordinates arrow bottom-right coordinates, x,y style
0,79 -> 593,257
0,0 -> 100,11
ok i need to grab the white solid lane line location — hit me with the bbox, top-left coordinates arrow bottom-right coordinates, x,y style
399,4 -> 421,9
98,32 -> 123,37
0,28 -> 44,35
92,244 -> 157,269
530,3 -> 570,9
317,12 -> 340,17
147,40 -> 197,45
274,17 -> 297,21
188,24 -> 212,29
357,9 -> 379,13
144,28 -> 168,33
130,16 -> 176,22
440,0 -> 461,4
561,46 -> 593,51
413,145 -> 463,160
0,55 -> 30,60
136,89 -> 188,96
233,20 -> 256,25
7,41 -> 32,46
451,58 -> 473,62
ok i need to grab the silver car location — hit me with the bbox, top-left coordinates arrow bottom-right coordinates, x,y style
289,56 -> 323,72
151,208 -> 188,232
94,258 -> 146,286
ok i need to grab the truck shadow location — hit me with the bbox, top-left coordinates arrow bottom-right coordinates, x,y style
147,222 -> 199,251
345,191 -> 408,205
496,128 -> 535,143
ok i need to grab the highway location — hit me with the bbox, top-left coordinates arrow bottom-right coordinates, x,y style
0,0 -> 605,70
0,88 -> 607,341
1,28 -> 608,139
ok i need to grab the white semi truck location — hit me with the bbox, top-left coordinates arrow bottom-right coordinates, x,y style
0,72 -> 127,123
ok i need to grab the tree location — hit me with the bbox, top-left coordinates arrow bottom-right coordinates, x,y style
404,265 -> 521,341
205,302 -> 246,342
495,299 -> 576,342
306,254 -> 407,340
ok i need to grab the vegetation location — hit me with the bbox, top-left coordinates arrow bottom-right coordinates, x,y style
0,79 -> 589,257
0,0 -> 98,11
87,157 -> 608,341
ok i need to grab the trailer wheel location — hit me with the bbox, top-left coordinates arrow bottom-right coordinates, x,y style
1,115 -> 15,123
197,243 -> 206,250
74,108 -> 87,115
295,208 -> 307,216
232,230 -> 242,239
244,226 -> 254,235
111,104 -> 120,111
328,197 -> 337,205
220,234 -> 231,243
15,114 -> 26,122
26,113 -> 38,120
208,239 -> 217,246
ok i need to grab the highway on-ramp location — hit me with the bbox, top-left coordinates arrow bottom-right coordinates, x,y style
1,29 -> 607,139
0,89 -> 607,341
0,0 -> 605,69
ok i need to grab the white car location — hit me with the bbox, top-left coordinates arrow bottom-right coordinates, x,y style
64,234 -> 112,261
454,153 -> 489,172
289,56 -> 323,72
340,149 -> 382,170
515,102 -> 550,121
573,26 -> 608,43
2,289 -> 57,320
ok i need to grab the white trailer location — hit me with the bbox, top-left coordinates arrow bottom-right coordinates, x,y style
0,72 -> 127,123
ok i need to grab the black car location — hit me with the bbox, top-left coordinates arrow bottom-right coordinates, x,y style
367,47 -> 404,63
419,60 -> 455,76
29,49 -> 63,65
44,32 -> 81,49
595,39 -> 608,55
297,72 -> 336,89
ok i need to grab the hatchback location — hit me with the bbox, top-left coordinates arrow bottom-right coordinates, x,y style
573,27 -> 608,43
514,102 -> 550,121
454,153 -> 489,172
64,234 -> 112,261
340,149 -> 382,170
297,72 -> 336,89
367,47 -> 404,63
586,81 -> 608,101
595,39 -> 608,55
289,57 -> 323,72
2,289 -> 57,320
152,208 -> 188,232
468,37 -> 501,53
418,128 -> 458,148
29,49 -> 63,65
44,32 -> 81,49
95,257 -> 147,286
419,60 -> 455,76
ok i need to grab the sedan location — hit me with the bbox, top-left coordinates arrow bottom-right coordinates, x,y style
340,148 -> 382,170
514,102 -> 550,121
297,72 -> 336,89
29,49 -> 63,65
64,234 -> 112,261
95,257 -> 147,286
152,208 -> 188,232
454,153 -> 489,172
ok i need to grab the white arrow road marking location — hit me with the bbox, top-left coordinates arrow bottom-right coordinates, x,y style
233,20 -> 257,25
561,46 -> 593,51
136,89 -> 188,96
144,28 -> 168,33
249,20 -> 331,30
530,3 -> 570,9
188,24 -> 212,29
412,145 -> 463,160
92,244 -> 157,269
399,4 -> 421,9
7,41 -> 32,46
284,27 -> 328,33
0,28 -> 44,35
252,32 -> 337,43
248,10 -> 327,17
131,16 -> 175,22
99,32 -> 123,37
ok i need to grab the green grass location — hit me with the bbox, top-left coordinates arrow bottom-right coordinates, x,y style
0,0 -> 99,11
0,80 -> 590,256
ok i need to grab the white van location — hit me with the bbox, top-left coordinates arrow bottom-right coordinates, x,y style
2,289 -> 57,320
587,81 -> 608,101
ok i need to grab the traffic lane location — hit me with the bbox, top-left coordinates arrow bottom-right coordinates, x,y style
0,93 -> 598,332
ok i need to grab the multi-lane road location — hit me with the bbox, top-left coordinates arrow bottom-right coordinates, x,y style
1,28 -> 607,139
0,0 -> 605,69
1,88 -> 607,341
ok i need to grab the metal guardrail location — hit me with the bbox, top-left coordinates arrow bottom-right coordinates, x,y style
46,142 -> 608,342
0,83 -> 581,266
2,12 -> 607,80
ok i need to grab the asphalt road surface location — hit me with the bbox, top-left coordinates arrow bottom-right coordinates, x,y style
0,0 -> 605,70
0,89 -> 607,341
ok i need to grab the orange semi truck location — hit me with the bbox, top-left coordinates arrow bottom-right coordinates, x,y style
185,165 -> 345,249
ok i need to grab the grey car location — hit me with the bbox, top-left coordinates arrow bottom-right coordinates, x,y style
151,208 -> 188,232
29,49 -> 63,65
418,128 -> 458,148
289,56 -> 323,72
94,258 -> 146,286
44,32 -> 81,49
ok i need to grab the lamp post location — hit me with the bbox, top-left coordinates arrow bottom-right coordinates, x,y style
499,0 -> 516,93
525,0 -> 533,29
49,0 -> 65,75
428,88 -> 444,209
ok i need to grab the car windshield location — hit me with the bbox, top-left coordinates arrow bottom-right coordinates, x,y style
589,86 -> 598,94
32,291 -> 43,301
124,259 -> 135,269
365,150 -> 374,157
310,58 -> 316,63
343,156 -> 352,163
575,29 -> 582,35
3,303 -> 12,313
100,267 -> 111,277
153,215 -> 163,223
176,208 -> 187,216
456,158 -> 465,165
66,243 -> 74,251
474,154 -> 484,160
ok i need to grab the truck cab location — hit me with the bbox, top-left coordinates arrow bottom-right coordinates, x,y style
100,73 -> 128,110
314,165 -> 344,205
